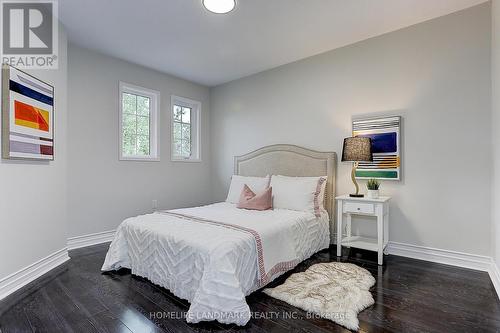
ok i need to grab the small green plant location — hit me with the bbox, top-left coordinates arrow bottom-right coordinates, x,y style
367,178 -> 380,190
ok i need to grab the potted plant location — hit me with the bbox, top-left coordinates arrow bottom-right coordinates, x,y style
366,179 -> 380,199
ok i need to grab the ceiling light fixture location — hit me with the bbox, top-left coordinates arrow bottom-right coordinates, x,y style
202,0 -> 236,14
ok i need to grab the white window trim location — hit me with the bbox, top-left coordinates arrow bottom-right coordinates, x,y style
119,82 -> 160,161
171,95 -> 201,162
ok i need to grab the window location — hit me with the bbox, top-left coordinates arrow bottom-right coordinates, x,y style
119,82 -> 159,161
171,95 -> 201,162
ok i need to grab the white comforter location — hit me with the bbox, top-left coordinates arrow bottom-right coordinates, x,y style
101,202 -> 330,325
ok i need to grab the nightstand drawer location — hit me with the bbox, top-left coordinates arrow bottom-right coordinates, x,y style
343,202 -> 374,214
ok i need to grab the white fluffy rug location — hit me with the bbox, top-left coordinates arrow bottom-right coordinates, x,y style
263,262 -> 375,331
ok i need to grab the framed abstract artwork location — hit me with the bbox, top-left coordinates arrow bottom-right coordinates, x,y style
352,116 -> 401,180
2,64 -> 54,160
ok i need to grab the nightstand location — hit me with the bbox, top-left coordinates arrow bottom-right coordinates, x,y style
335,194 -> 391,265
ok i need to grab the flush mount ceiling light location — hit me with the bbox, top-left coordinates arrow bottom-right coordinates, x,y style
203,0 -> 236,14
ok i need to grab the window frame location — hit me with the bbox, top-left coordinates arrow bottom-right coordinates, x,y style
171,95 -> 201,162
119,82 -> 160,161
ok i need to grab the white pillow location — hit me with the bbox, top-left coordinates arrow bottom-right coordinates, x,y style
270,175 -> 327,216
226,175 -> 270,204
318,179 -> 327,210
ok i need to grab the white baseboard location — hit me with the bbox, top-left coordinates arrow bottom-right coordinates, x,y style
386,241 -> 492,272
333,235 -> 493,270
0,229 -> 115,301
67,230 -> 115,250
2,232 -> 497,302
0,248 -> 69,301
383,241 -> 500,299
489,260 -> 500,300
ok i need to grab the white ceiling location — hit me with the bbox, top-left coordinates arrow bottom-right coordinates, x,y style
60,0 -> 487,87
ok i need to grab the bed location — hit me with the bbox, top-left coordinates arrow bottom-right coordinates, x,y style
102,144 -> 337,325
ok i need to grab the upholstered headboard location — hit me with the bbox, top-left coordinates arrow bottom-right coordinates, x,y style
235,144 -> 337,238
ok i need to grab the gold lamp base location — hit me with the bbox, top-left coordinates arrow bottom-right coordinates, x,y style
350,162 -> 364,197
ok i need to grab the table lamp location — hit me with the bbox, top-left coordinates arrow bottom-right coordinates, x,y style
341,137 -> 373,197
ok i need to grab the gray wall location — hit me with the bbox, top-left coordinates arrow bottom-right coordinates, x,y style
210,3 -> 492,255
492,0 -> 500,267
0,26 -> 68,278
67,45 -> 212,237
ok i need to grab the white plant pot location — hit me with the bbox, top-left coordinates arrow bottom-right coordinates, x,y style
367,190 -> 379,199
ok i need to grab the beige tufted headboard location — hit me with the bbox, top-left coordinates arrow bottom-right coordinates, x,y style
235,144 -> 337,240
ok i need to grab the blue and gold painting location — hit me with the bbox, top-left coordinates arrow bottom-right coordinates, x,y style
352,116 -> 401,180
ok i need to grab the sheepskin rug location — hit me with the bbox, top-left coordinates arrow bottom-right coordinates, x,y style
263,262 -> 375,331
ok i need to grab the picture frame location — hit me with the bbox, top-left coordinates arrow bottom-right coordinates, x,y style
2,64 -> 55,160
352,116 -> 401,180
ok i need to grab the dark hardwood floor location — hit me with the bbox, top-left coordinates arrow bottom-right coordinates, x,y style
1,243 -> 499,333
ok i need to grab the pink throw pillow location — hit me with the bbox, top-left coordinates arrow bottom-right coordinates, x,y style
237,184 -> 273,211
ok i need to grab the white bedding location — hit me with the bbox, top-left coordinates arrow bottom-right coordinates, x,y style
101,202 -> 330,325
